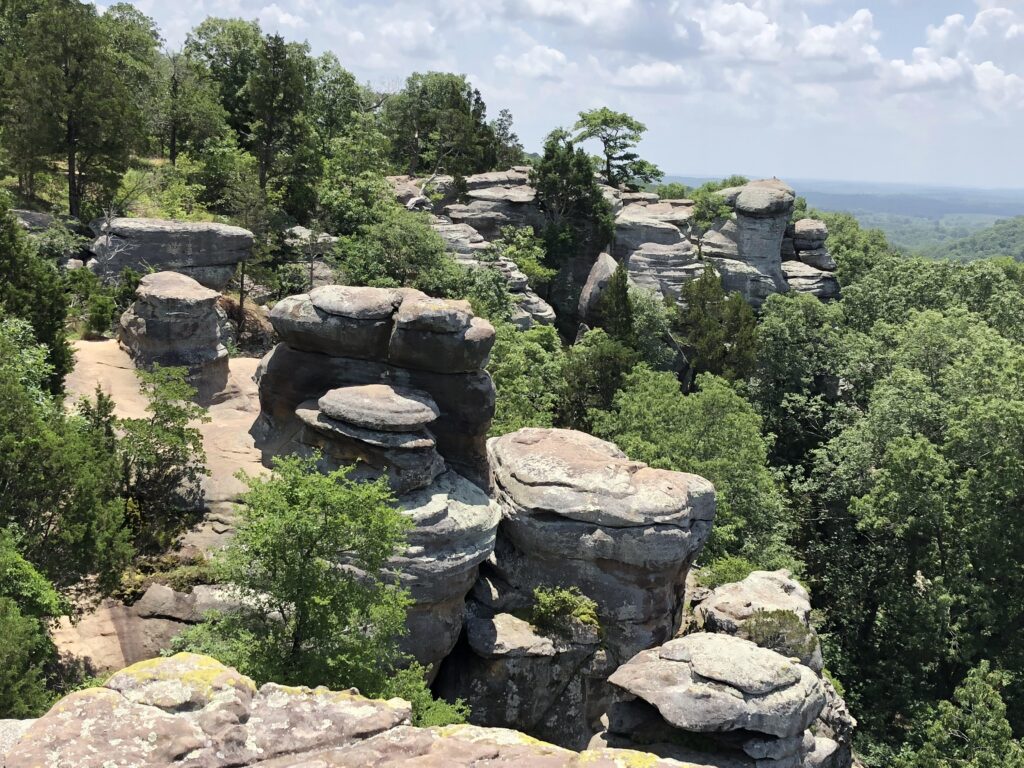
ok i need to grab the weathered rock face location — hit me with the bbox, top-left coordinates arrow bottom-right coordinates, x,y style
2,653 -> 697,768
578,251 -> 618,323
258,286 -> 495,484
600,633 -> 827,767
487,428 -> 715,665
118,271 -> 231,399
782,261 -> 841,300
782,218 -> 839,299
693,570 -> 856,767
88,217 -> 254,290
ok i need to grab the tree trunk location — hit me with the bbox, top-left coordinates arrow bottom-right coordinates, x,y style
169,121 -> 178,166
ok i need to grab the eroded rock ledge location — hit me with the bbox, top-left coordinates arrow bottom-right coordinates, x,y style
0,653 -> 689,768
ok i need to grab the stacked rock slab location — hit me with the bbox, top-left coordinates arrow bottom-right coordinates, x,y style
782,218 -> 840,300
442,167 -> 545,240
88,217 -> 254,290
442,428 -> 715,747
2,653 -> 693,768
693,570 -> 856,767
256,285 -> 500,676
598,633 -> 830,767
118,271 -> 231,399
615,200 -> 703,301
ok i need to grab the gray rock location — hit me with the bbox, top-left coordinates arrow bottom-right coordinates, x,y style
88,217 -> 253,289
318,384 -> 439,432
445,198 -> 545,240
613,205 -> 687,259
11,209 -> 55,232
488,428 -> 715,664
465,168 -> 531,190
516,290 -> 556,326
625,242 -> 702,300
578,251 -> 618,321
793,219 -> 829,249
782,261 -> 841,300
118,271 -> 230,397
607,633 -> 826,739
796,247 -> 836,271
284,225 -> 338,256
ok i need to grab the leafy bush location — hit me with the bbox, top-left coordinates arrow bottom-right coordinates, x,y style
697,556 -> 758,589
487,323 -> 565,436
488,226 -> 556,290
531,586 -> 600,639
0,597 -> 53,718
385,664 -> 469,727
85,293 -> 116,337
740,609 -> 817,661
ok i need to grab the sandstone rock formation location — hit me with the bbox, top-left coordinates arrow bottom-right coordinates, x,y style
578,251 -> 618,323
598,633 -> 829,767
118,271 -> 231,399
1,654 -> 694,768
88,217 -> 254,289
692,570 -> 856,767
255,285 -> 500,675
443,167 -> 545,239
782,261 -> 841,300
782,218 -> 840,299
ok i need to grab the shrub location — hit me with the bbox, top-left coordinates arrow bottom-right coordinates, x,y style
740,609 -> 818,662
697,555 -> 758,589
531,586 -> 600,639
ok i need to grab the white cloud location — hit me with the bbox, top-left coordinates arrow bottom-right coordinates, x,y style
495,44 -> 574,80
257,3 -> 306,30
611,61 -> 694,89
798,9 -> 881,65
507,0 -> 634,26
694,2 -> 783,62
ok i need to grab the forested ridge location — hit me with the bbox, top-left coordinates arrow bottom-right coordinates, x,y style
2,2 -> 1024,765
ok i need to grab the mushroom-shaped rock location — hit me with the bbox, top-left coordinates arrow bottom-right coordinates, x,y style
318,384 -> 440,432
488,428 -> 715,663
607,633 -> 826,739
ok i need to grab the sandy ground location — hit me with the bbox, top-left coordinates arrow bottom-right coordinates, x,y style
54,340 -> 268,671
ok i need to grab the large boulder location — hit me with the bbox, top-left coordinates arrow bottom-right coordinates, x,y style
600,633 -> 827,767
578,251 -> 618,322
782,261 -> 841,300
118,271 -> 230,398
487,428 -> 715,665
88,217 -> 254,289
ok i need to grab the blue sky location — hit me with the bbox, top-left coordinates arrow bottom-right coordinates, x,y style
120,1 -> 1024,188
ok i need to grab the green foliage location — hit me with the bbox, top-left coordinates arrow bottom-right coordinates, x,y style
384,665 -> 469,727
333,205 -> 465,297
0,597 -> 53,718
674,265 -> 757,381
0,529 -> 65,620
113,366 -> 209,552
487,323 -> 566,436
0,198 -> 71,388
0,318 -> 130,597
462,266 -> 515,324
488,226 -> 556,290
591,368 -> 793,567
152,50 -> 229,165
173,455 -> 413,701
573,107 -> 662,189
689,184 -> 735,242
530,129 -> 614,265
85,294 -> 117,338
696,556 -> 758,590
556,328 -> 637,432
596,264 -> 634,345
383,72 -> 497,177
627,288 -> 677,371
895,662 -> 1024,768
740,609 -> 818,662
926,215 -> 1024,263
653,182 -> 689,199
531,586 -> 600,639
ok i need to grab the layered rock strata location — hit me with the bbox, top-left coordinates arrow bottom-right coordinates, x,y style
598,633 -> 830,767
256,285 -> 500,675
693,570 -> 857,767
88,217 -> 254,289
118,271 -> 231,399
782,218 -> 840,300
1,654 -> 693,768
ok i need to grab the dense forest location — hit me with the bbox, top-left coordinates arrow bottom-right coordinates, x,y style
3,2 -> 1024,765
923,215 -> 1024,261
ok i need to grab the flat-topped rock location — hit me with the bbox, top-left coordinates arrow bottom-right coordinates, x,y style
608,633 -> 825,739
318,384 -> 439,432
793,218 -> 828,247
796,246 -> 836,271
489,428 -> 713,529
395,296 -> 474,333
309,284 -> 402,318
696,569 -> 813,635
135,270 -> 221,303
782,261 -> 841,300
88,217 -> 254,289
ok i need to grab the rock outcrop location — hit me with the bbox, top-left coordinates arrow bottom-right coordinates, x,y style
782,261 -> 840,300
598,633 -> 829,767
255,285 -> 500,675
692,570 -> 857,767
118,271 -> 231,398
782,218 -> 840,299
1,654 -> 695,768
88,217 -> 254,290
439,428 -> 715,747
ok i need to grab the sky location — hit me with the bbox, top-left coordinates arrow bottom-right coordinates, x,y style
121,0 -> 1024,188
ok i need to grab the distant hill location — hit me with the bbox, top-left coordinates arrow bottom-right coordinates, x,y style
925,216 -> 1024,262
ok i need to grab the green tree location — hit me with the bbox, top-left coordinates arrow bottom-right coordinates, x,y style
674,265 -> 757,382
556,328 -> 637,432
530,129 -> 613,266
309,52 -> 363,153
0,198 -> 71,387
487,323 -> 566,435
591,367 -> 793,567
596,264 -> 634,344
573,107 -> 662,189
487,226 -> 555,291
174,456 -> 421,704
6,0 -> 145,218
489,108 -> 525,169
896,663 -> 1024,768
184,17 -> 263,139
383,71 -> 495,178
154,51 -> 229,165
0,597 -> 53,718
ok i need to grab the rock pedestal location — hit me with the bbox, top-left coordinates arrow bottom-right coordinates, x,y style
118,271 -> 231,399
89,217 -> 254,289
782,219 -> 840,300
254,285 -> 500,676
